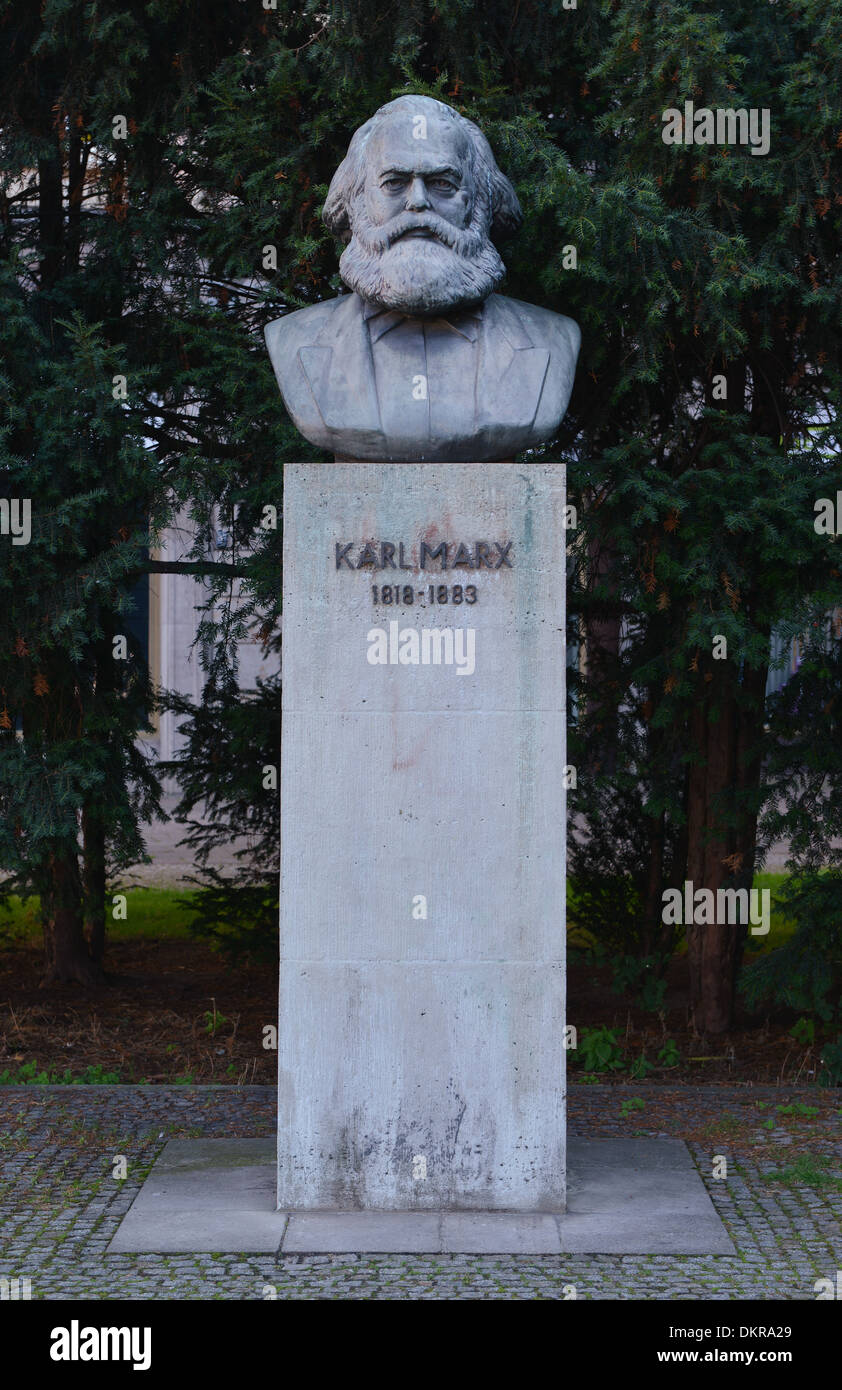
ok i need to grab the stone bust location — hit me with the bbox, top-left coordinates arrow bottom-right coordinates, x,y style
265,95 -> 580,462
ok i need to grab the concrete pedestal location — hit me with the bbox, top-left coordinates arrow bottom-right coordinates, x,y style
278,462 -> 567,1210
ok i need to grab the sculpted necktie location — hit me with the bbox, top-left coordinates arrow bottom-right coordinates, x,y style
365,307 -> 481,447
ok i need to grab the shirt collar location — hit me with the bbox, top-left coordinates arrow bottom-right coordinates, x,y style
362,299 -> 482,344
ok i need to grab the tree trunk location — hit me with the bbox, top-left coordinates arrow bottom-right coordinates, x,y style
66,120 -> 88,275
641,805 -> 666,958
40,850 -> 103,987
731,650 -> 769,982
685,652 -> 768,1034
583,534 -> 622,773
37,147 -> 63,291
82,805 -> 107,965
659,763 -> 690,956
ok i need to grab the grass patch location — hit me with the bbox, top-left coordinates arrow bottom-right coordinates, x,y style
742,874 -> 797,956
568,873 -> 793,954
0,889 -> 199,944
698,1112 -> 745,1140
620,1097 -> 646,1118
762,1154 -> 842,1190
0,1061 -> 123,1084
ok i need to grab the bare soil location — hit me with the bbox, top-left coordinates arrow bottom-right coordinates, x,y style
0,939 -> 827,1087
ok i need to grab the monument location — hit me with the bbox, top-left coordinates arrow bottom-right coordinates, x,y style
107,96 -> 736,1259
266,95 -> 579,461
267,94 -> 579,1211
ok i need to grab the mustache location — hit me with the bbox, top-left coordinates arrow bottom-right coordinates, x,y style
381,212 -> 462,249
351,208 -> 482,256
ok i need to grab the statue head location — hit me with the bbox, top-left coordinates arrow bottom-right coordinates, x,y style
323,95 -> 522,317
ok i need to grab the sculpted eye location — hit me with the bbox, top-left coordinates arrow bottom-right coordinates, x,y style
382,177 -> 406,191
430,178 -> 457,192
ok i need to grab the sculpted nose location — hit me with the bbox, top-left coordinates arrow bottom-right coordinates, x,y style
405,176 -> 431,211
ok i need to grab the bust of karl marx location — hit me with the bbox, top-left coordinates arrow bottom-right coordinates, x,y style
265,95 -> 580,462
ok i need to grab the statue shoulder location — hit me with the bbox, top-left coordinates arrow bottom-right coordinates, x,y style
493,294 -> 581,359
264,297 -> 348,361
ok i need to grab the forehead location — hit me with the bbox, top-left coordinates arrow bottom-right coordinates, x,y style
366,113 -> 471,175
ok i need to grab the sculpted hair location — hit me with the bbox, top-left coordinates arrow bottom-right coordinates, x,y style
323,95 -> 523,243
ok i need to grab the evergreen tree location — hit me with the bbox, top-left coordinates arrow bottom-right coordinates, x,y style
0,1 -> 277,979
2,2 -> 839,1036
561,0 -> 842,1031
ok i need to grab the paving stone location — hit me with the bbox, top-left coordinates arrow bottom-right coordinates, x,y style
0,1084 -> 839,1299
284,1213 -> 442,1254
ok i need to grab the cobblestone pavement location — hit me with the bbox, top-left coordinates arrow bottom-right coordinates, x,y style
0,1084 -> 839,1300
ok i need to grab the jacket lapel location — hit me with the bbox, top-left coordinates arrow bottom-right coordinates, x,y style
476,295 -> 550,434
298,294 -> 382,437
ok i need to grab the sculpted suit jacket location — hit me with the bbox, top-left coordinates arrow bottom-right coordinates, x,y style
264,291 -> 580,461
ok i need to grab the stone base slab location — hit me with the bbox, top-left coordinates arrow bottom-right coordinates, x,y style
107,1137 -> 734,1256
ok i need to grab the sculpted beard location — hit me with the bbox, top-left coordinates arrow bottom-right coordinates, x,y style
339,198 -> 506,315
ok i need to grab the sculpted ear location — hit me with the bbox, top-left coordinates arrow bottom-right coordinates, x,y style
323,155 -> 354,241
323,116 -> 376,242
461,115 -> 522,240
489,170 -> 523,240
